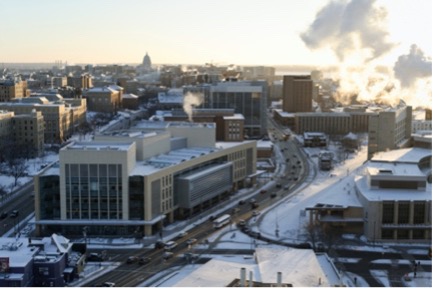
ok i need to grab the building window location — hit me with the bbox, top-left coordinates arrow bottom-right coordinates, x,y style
382,202 -> 394,223
397,229 -> 409,239
381,229 -> 394,239
413,202 -> 426,224
412,229 -> 425,239
398,202 -> 410,224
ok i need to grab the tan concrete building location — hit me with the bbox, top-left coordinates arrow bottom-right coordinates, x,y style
306,147 -> 432,243
11,110 -> 45,157
34,122 -> 257,237
0,95 -> 86,144
84,86 -> 121,113
0,79 -> 29,102
0,110 -> 14,137
355,148 -> 432,242
282,75 -> 313,113
67,74 -> 92,89
368,104 -> 412,159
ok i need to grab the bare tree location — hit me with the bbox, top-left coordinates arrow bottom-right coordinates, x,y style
303,221 -> 322,248
2,142 -> 29,187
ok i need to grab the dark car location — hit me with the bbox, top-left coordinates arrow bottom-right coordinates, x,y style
238,200 -> 246,205
0,212 -> 7,220
87,253 -> 104,262
138,257 -> 151,265
155,241 -> 165,249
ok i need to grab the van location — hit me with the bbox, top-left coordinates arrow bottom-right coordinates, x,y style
164,241 -> 178,250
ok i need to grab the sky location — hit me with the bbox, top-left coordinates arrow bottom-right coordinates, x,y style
0,0 -> 432,66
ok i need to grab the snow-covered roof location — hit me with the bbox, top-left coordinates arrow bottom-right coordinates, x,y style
173,247 -> 329,287
86,87 -> 117,93
370,147 -> 431,164
355,175 -> 432,202
223,113 -> 244,120
0,238 -> 38,267
122,93 -> 138,99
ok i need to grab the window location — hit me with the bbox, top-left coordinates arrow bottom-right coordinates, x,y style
382,202 -> 394,223
398,202 -> 410,224
413,202 -> 426,224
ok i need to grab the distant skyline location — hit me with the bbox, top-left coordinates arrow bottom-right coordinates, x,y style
0,0 -> 432,67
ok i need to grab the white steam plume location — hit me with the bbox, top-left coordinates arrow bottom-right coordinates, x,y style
394,44 -> 432,88
300,0 -> 395,62
301,0 -> 432,109
183,92 -> 204,122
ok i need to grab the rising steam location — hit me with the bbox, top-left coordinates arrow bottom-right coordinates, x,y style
183,92 -> 204,122
300,0 -> 432,109
394,44 -> 432,88
300,0 -> 395,62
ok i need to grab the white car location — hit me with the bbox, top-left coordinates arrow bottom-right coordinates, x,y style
164,241 -> 178,250
102,282 -> 115,287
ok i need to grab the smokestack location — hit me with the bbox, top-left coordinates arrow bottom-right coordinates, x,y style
249,271 -> 253,287
240,268 -> 246,287
277,272 -> 282,287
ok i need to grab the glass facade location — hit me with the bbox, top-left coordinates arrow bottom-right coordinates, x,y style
65,163 -> 123,220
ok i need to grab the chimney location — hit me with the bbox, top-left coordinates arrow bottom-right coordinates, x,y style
249,270 -> 253,287
240,268 -> 246,287
277,272 -> 282,287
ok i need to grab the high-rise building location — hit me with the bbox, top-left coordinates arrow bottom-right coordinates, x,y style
186,80 -> 268,138
368,104 -> 412,159
282,75 -> 313,113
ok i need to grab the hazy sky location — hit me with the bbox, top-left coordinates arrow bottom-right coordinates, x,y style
0,0 -> 432,66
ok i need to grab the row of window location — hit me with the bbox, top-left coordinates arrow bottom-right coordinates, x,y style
382,202 -> 428,224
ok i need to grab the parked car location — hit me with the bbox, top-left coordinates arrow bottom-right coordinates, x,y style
238,200 -> 246,205
260,189 -> 267,194
9,210 -> 18,218
0,212 -> 7,220
252,211 -> 260,217
270,193 -> 277,198
101,282 -> 115,287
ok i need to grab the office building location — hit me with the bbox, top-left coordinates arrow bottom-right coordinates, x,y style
368,104 -> 412,159
188,80 -> 268,138
306,147 -> 432,242
34,122 -> 257,237
282,75 -> 313,113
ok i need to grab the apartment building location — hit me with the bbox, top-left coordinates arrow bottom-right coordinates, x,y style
0,95 -> 86,144
67,74 -> 92,90
0,78 -> 29,101
11,110 -> 45,157
34,122 -> 257,237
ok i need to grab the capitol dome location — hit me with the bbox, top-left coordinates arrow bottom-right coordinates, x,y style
142,52 -> 152,68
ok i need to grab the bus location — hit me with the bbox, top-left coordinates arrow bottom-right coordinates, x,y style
213,214 -> 231,229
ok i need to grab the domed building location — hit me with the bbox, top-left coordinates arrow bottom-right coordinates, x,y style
137,52 -> 153,74
142,52 -> 152,69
